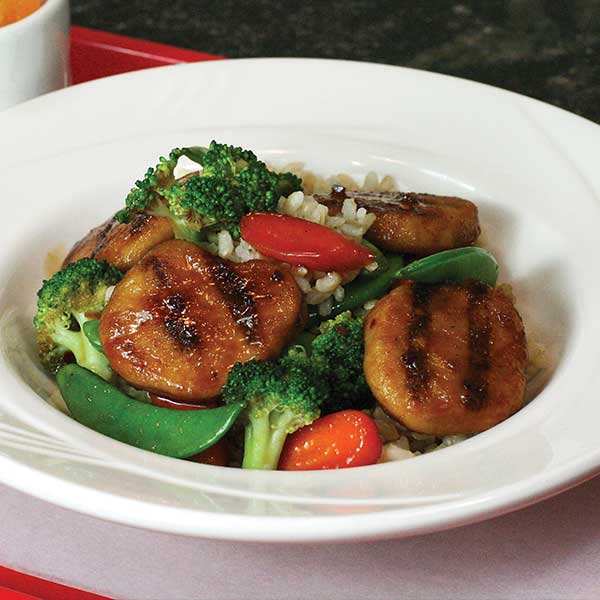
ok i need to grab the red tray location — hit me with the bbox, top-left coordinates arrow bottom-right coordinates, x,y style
0,27 -> 223,600
0,565 -> 110,600
70,25 -> 224,84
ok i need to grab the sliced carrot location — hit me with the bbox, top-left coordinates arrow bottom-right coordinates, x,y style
278,410 -> 382,470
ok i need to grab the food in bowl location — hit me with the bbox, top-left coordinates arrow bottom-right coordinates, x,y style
34,141 -> 532,470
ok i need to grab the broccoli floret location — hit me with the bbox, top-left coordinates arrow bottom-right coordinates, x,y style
166,141 -> 302,238
186,141 -> 301,203
222,358 -> 326,470
115,148 -> 184,224
34,258 -> 122,381
162,175 -> 242,239
115,141 -> 302,241
310,311 -> 374,414
220,312 -> 372,469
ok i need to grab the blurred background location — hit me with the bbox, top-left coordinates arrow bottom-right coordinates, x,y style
71,0 -> 600,123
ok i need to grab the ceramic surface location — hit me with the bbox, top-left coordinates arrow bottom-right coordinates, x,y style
0,59 -> 598,542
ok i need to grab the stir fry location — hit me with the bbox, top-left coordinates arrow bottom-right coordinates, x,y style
35,141 -> 528,470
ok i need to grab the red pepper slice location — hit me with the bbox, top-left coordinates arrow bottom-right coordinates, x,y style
240,212 -> 375,272
187,438 -> 229,466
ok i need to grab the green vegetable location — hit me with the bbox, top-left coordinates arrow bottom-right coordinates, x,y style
57,364 -> 243,458
335,254 -> 406,315
308,247 -> 498,326
307,254 -> 405,327
115,147 -> 184,226
222,357 -> 326,470
310,312 -> 372,414
82,319 -> 103,354
396,247 -> 498,286
34,258 -> 123,380
221,311 -> 371,469
116,141 -> 302,241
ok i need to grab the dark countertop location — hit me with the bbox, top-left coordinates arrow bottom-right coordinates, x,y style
71,0 -> 600,124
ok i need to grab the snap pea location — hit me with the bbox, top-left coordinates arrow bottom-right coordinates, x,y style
396,246 -> 498,287
307,247 -> 498,327
82,319 -> 103,354
57,364 -> 244,458
308,242 -> 387,329
334,254 -> 406,314
307,255 -> 405,327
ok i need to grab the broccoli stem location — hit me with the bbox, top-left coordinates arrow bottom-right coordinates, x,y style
242,409 -> 297,470
169,218 -> 203,244
148,203 -> 203,244
242,412 -> 272,470
53,313 -> 113,382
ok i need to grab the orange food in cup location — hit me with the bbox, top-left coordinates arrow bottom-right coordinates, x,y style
0,0 -> 42,27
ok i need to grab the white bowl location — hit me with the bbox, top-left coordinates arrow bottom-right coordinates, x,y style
0,0 -> 70,111
0,58 -> 599,542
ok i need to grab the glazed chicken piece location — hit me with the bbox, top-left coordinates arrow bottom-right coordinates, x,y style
364,280 -> 527,435
99,240 -> 304,401
316,188 -> 480,255
63,213 -> 174,271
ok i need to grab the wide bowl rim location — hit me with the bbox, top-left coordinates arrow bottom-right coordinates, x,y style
1,57 -> 599,542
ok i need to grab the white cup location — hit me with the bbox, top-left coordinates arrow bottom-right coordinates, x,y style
0,0 -> 70,111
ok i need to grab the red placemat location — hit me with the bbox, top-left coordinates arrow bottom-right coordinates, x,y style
0,565 -> 110,600
70,25 -> 224,84
1,27 -> 223,600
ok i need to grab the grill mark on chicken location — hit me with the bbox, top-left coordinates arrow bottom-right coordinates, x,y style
462,281 -> 492,410
364,279 -> 526,435
149,255 -> 172,287
317,189 -> 481,257
402,283 -> 432,399
162,293 -> 200,349
210,260 -> 260,343
317,191 -> 442,214
93,214 -> 152,259
99,240 -> 304,401
123,212 -> 153,235
79,218 -> 116,261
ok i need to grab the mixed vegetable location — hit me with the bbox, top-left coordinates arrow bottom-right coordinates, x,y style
116,142 -> 301,240
34,141 -> 526,470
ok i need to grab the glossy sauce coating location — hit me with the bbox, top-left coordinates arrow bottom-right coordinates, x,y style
99,240 -> 304,401
364,280 -> 527,435
63,213 -> 174,271
316,190 -> 480,255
